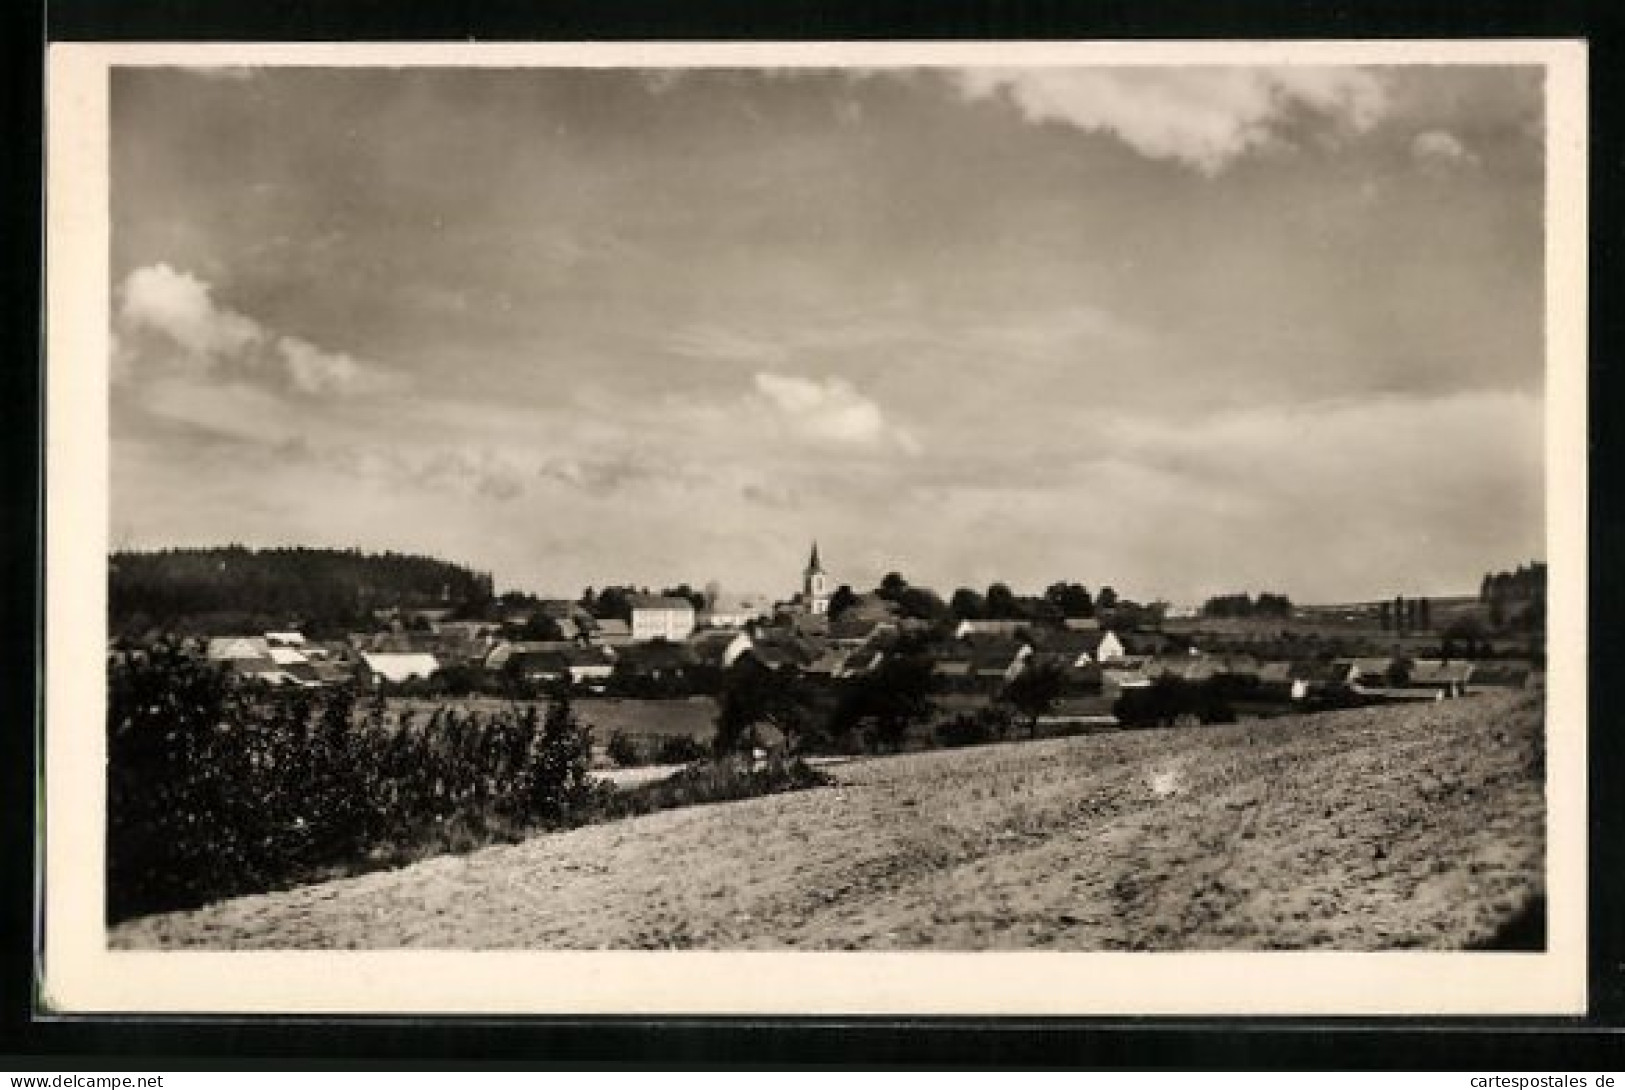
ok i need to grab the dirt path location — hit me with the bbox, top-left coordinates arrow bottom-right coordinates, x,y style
111,691 -> 1544,950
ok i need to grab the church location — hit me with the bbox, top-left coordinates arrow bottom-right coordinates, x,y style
781,541 -> 832,618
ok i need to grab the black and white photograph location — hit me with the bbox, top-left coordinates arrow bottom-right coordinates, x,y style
42,41 -> 1587,1015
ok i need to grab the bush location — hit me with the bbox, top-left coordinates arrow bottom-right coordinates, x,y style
656,734 -> 707,764
107,646 -> 593,922
606,730 -> 646,767
603,755 -> 830,820
933,705 -> 1013,748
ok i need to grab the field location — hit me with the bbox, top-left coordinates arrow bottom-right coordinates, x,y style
111,690 -> 1544,951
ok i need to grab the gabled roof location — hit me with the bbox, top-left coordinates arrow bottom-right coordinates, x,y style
360,652 -> 441,682
1030,628 -> 1113,655
207,637 -> 270,661
614,641 -> 694,671
841,649 -> 886,675
627,594 -> 695,611
267,647 -> 310,667
1409,659 -> 1475,684
560,646 -> 615,669
593,618 -> 632,636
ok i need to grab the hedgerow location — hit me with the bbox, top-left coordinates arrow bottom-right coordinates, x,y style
107,643 -> 593,922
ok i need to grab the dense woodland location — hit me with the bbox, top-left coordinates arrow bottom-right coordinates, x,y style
109,547 -> 495,639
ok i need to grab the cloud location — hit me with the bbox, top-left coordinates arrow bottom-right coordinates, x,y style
120,263 -> 261,363
949,67 -> 1389,175
278,336 -> 391,396
752,372 -> 919,453
116,263 -> 397,398
1411,128 -> 1478,168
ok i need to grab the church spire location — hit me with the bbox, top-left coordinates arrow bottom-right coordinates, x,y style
807,540 -> 824,574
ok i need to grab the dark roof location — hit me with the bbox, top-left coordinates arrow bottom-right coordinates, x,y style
614,642 -> 694,671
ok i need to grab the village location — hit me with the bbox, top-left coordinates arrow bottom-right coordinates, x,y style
181,543 -> 1544,755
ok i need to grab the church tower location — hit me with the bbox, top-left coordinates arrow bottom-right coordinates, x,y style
803,541 -> 830,615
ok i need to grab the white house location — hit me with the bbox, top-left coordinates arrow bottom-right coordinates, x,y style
701,594 -> 773,629
628,595 -> 697,642
359,651 -> 441,686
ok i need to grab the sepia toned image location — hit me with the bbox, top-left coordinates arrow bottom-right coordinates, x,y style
43,41 -> 1587,1015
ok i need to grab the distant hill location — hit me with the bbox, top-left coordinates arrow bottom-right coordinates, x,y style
109,546 -> 494,639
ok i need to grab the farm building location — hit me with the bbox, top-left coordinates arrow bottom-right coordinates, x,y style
700,594 -> 773,629
560,646 -> 616,688
954,619 -> 1028,640
1028,627 -> 1127,666
206,636 -> 271,662
1405,659 -> 1475,697
628,595 -> 697,642
358,651 -> 441,686
688,629 -> 753,669
587,618 -> 633,647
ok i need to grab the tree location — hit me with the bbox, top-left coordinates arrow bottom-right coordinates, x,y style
895,586 -> 949,622
833,654 -> 935,753
1044,582 -> 1094,619
985,582 -> 1018,619
827,584 -> 859,621
949,587 -> 986,620
999,660 -> 1067,738
879,572 -> 909,598
1096,586 -> 1119,611
714,657 -> 813,755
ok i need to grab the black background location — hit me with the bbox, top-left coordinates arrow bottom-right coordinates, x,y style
6,0 -> 1624,1069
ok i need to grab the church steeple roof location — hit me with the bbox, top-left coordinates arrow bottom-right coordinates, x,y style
807,540 -> 824,574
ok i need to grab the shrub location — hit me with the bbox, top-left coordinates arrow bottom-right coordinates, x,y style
656,734 -> 707,764
606,730 -> 645,767
603,755 -> 831,820
106,646 -> 592,922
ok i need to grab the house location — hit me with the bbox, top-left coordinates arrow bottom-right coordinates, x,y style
561,646 -> 616,689
587,618 -> 633,648
485,640 -> 577,672
930,649 -> 976,689
612,641 -> 695,684
954,619 -> 1028,640
264,631 -> 306,648
1406,659 -> 1475,697
803,648 -> 848,679
358,651 -> 441,686
228,656 -> 299,686
688,629 -> 753,669
701,594 -> 773,629
827,618 -> 898,649
970,640 -> 1032,687
206,637 -> 271,662
838,648 -> 887,678
628,595 -> 697,643
1029,627 -> 1126,665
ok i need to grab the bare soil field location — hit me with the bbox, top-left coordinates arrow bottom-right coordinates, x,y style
111,691 -> 1544,951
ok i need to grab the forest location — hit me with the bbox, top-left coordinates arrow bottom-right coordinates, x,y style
109,546 -> 495,639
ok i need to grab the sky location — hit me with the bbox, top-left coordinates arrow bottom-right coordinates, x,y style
108,63 -> 1546,606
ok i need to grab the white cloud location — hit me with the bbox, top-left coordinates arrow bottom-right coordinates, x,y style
116,263 -> 396,398
278,336 -> 390,396
120,263 -> 262,363
950,67 -> 1389,175
753,372 -> 918,453
1411,128 -> 1477,167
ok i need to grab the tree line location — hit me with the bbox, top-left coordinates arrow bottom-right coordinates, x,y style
110,546 -> 495,639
